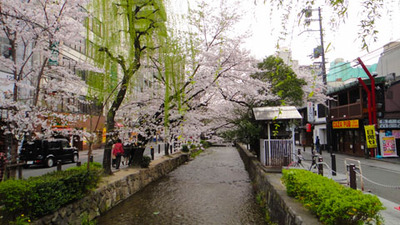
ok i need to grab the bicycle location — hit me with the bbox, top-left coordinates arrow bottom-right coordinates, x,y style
286,152 -> 319,172
286,153 -> 306,169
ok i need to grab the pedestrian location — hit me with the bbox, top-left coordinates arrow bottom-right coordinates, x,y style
0,152 -> 7,181
111,142 -> 116,168
112,139 -> 124,169
315,136 -> 321,154
122,144 -> 130,166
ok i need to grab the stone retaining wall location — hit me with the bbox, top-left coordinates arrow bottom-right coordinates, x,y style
236,143 -> 321,225
33,153 -> 189,225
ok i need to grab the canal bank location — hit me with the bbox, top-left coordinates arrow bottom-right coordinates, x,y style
236,143 -> 321,225
32,152 -> 189,225
96,146 -> 265,224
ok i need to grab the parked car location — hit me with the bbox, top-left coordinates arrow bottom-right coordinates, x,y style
19,138 -> 79,168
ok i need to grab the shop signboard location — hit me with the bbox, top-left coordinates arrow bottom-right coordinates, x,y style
332,120 -> 359,129
307,102 -> 314,122
364,125 -> 377,149
379,130 -> 398,157
378,119 -> 400,129
102,127 -> 106,143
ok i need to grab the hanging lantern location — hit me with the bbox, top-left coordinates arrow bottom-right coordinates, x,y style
306,123 -> 312,132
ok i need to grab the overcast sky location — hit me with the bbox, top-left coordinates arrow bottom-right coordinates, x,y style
169,0 -> 400,70
239,1 -> 400,69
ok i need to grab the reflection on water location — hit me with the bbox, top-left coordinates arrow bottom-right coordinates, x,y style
96,146 -> 265,225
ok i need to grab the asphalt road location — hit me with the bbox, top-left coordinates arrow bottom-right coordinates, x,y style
21,143 -> 169,179
21,148 -> 104,179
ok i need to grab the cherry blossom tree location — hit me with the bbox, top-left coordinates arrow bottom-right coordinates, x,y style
0,0 -> 98,177
85,0 -> 329,174
85,0 -> 168,174
110,0 -> 278,159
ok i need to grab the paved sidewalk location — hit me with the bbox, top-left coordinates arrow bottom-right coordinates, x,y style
294,145 -> 400,225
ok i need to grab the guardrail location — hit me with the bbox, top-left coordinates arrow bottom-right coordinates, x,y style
1,162 -> 25,181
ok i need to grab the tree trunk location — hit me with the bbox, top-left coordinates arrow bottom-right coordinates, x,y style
33,59 -> 48,106
130,147 -> 146,167
102,119 -> 114,175
7,135 -> 18,179
87,142 -> 92,171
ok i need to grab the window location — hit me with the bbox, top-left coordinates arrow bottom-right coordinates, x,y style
61,140 -> 70,148
317,104 -> 327,118
48,141 -> 59,150
349,89 -> 359,104
338,92 -> 348,105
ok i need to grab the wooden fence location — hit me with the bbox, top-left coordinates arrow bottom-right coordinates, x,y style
260,139 -> 293,167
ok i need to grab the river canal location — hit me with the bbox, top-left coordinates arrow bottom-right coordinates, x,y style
96,146 -> 265,225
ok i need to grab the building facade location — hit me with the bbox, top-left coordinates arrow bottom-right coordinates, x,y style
326,42 -> 400,157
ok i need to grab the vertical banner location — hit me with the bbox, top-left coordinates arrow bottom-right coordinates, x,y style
102,128 -> 106,143
83,127 -> 87,146
364,125 -> 377,148
307,102 -> 314,122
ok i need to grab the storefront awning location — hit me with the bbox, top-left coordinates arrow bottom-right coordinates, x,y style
253,106 -> 302,121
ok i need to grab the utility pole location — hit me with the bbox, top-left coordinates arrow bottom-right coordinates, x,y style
318,7 -> 327,85
303,7 -> 330,150
304,7 -> 326,84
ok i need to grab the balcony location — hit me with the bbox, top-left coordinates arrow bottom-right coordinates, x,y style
330,102 -> 363,120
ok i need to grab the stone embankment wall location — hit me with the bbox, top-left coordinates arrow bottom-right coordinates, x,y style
236,143 -> 321,225
33,153 -> 189,225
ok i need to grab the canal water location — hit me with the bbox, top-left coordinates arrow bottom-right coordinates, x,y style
96,146 -> 265,225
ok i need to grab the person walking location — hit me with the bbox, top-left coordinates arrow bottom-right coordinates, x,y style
315,136 -> 321,154
112,139 -> 124,169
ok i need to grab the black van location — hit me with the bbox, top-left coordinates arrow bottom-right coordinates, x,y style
19,138 -> 79,168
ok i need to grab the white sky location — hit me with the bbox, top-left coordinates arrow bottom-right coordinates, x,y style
238,1 -> 400,69
169,0 -> 400,70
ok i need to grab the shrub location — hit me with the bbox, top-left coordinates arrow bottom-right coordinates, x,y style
190,149 -> 203,158
140,155 -> 151,168
0,162 -> 103,222
200,140 -> 211,148
181,144 -> 189,152
282,169 -> 385,225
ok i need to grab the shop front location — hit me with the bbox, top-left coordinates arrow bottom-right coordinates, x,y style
332,119 -> 366,157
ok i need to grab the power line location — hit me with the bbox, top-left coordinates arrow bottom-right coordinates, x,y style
326,38 -> 400,76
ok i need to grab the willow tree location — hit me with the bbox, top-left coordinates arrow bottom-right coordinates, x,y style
87,0 -> 167,174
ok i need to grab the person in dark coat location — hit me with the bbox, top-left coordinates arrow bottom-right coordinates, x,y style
315,136 -> 321,154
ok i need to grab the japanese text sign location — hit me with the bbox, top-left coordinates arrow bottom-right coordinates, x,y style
332,120 -> 359,129
364,125 -> 377,148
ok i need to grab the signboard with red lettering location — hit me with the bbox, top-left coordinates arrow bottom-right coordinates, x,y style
332,120 -> 359,129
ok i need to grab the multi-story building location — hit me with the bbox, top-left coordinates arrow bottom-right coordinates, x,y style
326,42 -> 400,157
0,9 -> 106,154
